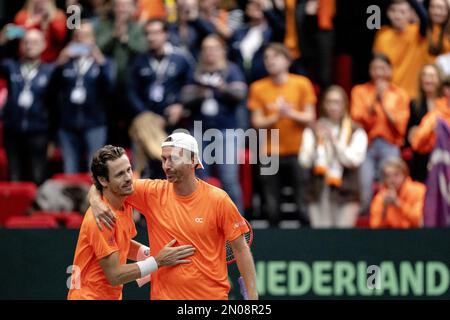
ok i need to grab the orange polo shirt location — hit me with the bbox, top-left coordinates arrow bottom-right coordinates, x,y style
373,24 -> 425,98
350,82 -> 410,146
125,179 -> 249,300
369,177 -> 425,228
410,96 -> 450,154
67,201 -> 137,300
248,74 -> 317,156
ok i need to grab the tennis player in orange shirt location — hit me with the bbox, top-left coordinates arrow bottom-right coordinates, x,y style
67,145 -> 195,300
89,133 -> 258,300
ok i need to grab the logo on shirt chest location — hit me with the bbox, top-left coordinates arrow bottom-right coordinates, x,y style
194,217 -> 204,223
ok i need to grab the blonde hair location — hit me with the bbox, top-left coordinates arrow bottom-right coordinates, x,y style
319,85 -> 349,119
414,63 -> 444,112
382,157 -> 410,179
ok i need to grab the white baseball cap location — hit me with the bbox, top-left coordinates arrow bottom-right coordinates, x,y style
161,132 -> 204,169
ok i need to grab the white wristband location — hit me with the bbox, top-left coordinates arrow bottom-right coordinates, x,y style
136,256 -> 158,278
136,245 -> 150,261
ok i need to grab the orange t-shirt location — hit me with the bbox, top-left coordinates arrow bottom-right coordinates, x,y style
284,0 -> 301,59
67,201 -> 137,300
125,179 -> 249,300
248,74 -> 317,156
350,82 -> 410,146
373,24 -> 425,98
369,177 -> 425,228
410,96 -> 450,154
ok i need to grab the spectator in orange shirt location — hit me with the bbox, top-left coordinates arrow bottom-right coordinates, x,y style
14,0 -> 67,63
370,157 -> 425,228
351,53 -> 410,214
410,93 -> 450,154
68,145 -> 195,300
248,43 -> 316,227
373,0 -> 427,98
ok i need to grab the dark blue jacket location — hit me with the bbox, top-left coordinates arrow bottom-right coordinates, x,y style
127,47 -> 193,117
52,58 -> 114,131
185,62 -> 246,130
229,25 -> 272,84
229,9 -> 285,84
0,59 -> 55,134
168,18 -> 215,61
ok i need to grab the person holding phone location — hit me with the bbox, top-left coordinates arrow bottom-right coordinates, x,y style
52,21 -> 114,173
13,0 -> 67,62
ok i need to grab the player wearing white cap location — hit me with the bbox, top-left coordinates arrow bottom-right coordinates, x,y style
88,132 -> 258,300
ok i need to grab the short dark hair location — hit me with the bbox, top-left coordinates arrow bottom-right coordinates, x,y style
145,18 -> 168,33
371,52 -> 392,67
91,145 -> 126,192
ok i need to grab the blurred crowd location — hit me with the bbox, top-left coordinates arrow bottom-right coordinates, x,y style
0,0 -> 449,229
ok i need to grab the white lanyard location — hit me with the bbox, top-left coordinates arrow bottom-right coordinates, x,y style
149,56 -> 170,84
74,58 -> 94,87
20,62 -> 40,89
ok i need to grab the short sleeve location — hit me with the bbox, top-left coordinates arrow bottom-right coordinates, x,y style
86,216 -> 119,260
125,179 -> 156,218
302,78 -> 317,105
130,213 -> 138,239
218,195 -> 250,242
247,83 -> 264,111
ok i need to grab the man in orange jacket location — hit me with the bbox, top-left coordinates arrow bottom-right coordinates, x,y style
369,157 -> 425,228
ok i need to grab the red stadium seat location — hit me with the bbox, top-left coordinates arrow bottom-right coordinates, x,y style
0,148 -> 7,181
334,54 -> 353,96
355,215 -> 370,228
32,211 -> 83,228
0,121 -> 4,148
0,182 -> 37,226
64,214 -> 84,229
4,215 -> 58,229
51,173 -> 92,186
239,148 -> 253,211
